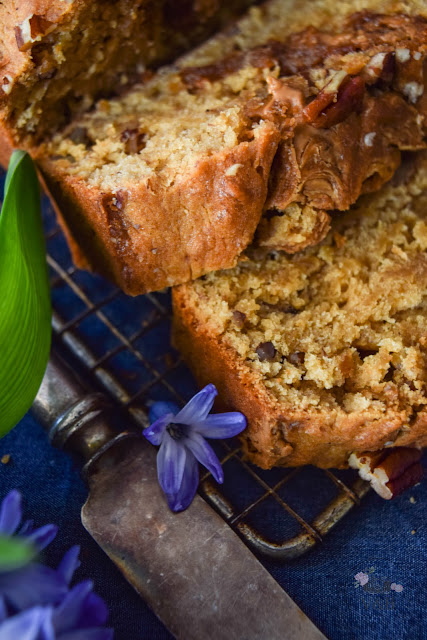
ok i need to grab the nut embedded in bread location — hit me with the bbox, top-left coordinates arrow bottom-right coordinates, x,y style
172,153 -> 427,470
36,3 -> 427,294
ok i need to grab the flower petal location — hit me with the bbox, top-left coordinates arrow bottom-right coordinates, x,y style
166,454 -> 199,513
143,412 -> 175,446
194,412 -> 247,439
0,564 -> 67,610
0,606 -> 48,640
148,401 -> 179,424
175,384 -> 217,424
0,596 -> 6,623
185,433 -> 223,484
18,519 -> 34,536
57,546 -> 81,585
0,490 -> 21,535
77,592 -> 109,628
40,609 -> 55,640
157,433 -> 187,495
52,580 -> 93,634
26,524 -> 58,551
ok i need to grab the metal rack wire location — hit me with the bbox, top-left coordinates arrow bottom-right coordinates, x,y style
43,191 -> 370,560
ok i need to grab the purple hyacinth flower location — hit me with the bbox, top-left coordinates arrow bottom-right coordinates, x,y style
143,384 -> 247,512
0,490 -> 65,611
0,603 -> 113,640
0,490 -> 58,547
0,491 -> 113,639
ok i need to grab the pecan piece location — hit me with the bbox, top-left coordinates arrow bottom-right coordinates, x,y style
15,14 -> 55,52
309,76 -> 365,129
362,51 -> 395,86
349,447 -> 424,499
377,52 -> 395,86
303,70 -> 348,123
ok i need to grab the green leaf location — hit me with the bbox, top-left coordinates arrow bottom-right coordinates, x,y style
0,535 -> 35,571
0,151 -> 51,437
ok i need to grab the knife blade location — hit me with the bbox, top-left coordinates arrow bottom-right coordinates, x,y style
33,351 -> 328,640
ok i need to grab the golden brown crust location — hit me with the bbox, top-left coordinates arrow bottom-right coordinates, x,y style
0,123 -> 14,168
172,154 -> 427,469
38,123 -> 279,294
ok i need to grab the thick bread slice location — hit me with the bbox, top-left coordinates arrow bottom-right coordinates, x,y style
0,0 -> 257,159
172,153 -> 427,469
35,0 -> 427,294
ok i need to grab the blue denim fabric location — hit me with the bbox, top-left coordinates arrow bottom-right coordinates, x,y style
0,166 -> 426,640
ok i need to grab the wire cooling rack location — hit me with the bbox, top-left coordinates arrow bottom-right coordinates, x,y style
35,184 -> 370,560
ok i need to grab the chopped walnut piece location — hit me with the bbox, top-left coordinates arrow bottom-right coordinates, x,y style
349,447 -> 424,499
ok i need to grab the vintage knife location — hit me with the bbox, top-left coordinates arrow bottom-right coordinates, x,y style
33,351 -> 328,640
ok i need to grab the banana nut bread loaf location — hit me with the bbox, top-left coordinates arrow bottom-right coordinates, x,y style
0,0 -> 257,158
34,0 -> 427,295
172,153 -> 427,471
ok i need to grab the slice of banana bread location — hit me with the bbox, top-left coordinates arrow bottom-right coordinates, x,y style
35,0 -> 427,294
0,0 -> 257,158
172,153 -> 427,470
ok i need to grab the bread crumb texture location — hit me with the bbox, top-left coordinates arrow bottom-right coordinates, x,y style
173,155 -> 427,468
33,1 -> 427,293
0,0 -> 256,147
41,6 -> 427,195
